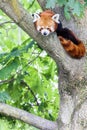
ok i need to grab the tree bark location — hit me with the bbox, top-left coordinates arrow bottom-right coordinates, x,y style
0,103 -> 58,130
0,0 -> 87,130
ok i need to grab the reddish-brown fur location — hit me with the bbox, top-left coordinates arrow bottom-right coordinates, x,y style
34,10 -> 86,58
34,10 -> 58,31
59,36 -> 85,58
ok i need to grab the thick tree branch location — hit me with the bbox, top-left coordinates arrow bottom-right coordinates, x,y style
0,1 -> 87,130
0,103 -> 58,130
0,0 -> 86,77
0,1 -> 64,68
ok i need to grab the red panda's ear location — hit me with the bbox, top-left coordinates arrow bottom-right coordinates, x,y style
52,14 -> 60,23
32,13 -> 40,23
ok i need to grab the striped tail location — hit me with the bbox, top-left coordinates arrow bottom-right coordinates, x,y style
58,36 -> 86,58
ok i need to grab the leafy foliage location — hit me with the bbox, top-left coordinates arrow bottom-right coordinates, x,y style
0,119 -> 38,130
46,0 -> 86,19
0,91 -> 10,102
0,37 -> 59,120
46,0 -> 57,8
0,1 -> 59,129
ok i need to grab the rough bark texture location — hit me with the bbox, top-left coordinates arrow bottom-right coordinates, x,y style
0,0 -> 87,130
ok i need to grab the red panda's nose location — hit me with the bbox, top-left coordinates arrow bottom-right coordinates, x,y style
41,29 -> 50,36
43,32 -> 48,36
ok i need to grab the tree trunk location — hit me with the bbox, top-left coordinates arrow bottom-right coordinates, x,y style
58,66 -> 87,130
57,7 -> 87,130
0,1 -> 87,130
38,1 -> 87,129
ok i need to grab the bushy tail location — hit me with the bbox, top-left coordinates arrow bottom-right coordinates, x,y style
58,36 -> 86,58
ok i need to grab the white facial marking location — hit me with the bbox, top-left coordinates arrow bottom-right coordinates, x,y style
32,13 -> 40,23
41,29 -> 50,36
50,26 -> 55,32
37,26 -> 41,31
36,26 -> 54,36
52,14 -> 60,23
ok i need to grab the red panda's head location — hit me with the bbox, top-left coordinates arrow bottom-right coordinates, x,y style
32,10 -> 60,36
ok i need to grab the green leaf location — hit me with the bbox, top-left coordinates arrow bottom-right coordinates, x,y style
67,0 -> 75,8
0,57 -> 19,80
57,0 -> 67,6
64,6 -> 71,20
0,48 -> 20,65
8,83 -> 21,102
22,40 -> 35,52
0,91 -> 10,102
46,0 -> 57,8
84,0 -> 87,6
72,1 -> 84,17
0,40 -> 35,65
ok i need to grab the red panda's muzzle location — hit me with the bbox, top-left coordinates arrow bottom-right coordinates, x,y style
41,29 -> 50,36
36,25 -> 55,36
40,28 -> 52,36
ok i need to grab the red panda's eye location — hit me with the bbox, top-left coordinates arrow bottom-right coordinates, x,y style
47,28 -> 51,32
40,27 -> 44,31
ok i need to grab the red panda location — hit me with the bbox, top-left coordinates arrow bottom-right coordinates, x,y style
32,10 -> 86,58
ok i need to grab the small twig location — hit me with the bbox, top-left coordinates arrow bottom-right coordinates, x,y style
0,51 -> 42,85
28,52 -> 41,65
0,77 -> 15,85
0,21 -> 14,27
28,0 -> 35,9
21,80 -> 40,106
21,51 -> 42,71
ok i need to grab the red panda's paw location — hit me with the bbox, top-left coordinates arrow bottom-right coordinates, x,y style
58,36 -> 69,45
58,36 -> 64,42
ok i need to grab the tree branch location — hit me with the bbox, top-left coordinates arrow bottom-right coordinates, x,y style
0,103 -> 58,130
0,0 -> 86,84
0,0 -> 82,75
0,1 -> 87,130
